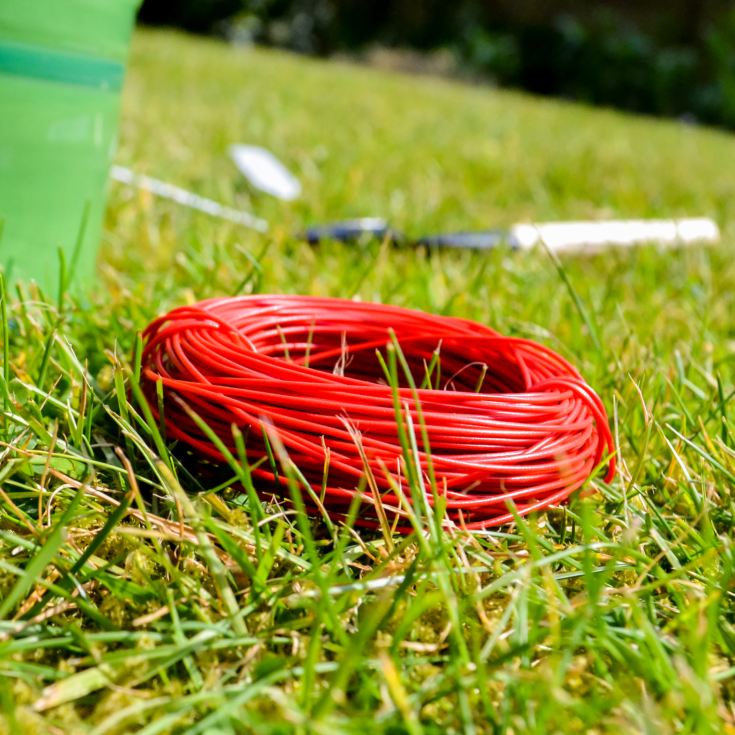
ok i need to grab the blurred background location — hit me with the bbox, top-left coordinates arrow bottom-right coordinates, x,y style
139,0 -> 735,130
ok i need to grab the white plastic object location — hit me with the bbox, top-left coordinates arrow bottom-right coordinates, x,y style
229,144 -> 302,201
510,218 -> 719,254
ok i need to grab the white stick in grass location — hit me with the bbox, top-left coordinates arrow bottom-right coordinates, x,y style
110,165 -> 269,233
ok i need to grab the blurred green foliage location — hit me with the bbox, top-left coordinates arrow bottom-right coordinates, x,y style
139,0 -> 242,34
458,11 -> 735,130
138,0 -> 735,130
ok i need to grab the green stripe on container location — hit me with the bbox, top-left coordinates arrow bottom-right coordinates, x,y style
0,40 -> 123,90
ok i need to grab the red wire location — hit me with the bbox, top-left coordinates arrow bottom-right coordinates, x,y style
141,295 -> 615,531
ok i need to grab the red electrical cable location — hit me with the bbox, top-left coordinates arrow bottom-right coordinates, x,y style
141,295 -> 615,531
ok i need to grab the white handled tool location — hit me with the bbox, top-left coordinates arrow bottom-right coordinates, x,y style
416,217 -> 719,252
111,163 -> 719,254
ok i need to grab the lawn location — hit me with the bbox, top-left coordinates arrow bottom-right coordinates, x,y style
2,26 -> 735,733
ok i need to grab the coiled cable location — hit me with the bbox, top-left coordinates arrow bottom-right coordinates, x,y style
141,295 -> 615,531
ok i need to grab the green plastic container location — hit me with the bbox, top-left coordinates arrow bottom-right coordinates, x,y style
0,0 -> 139,291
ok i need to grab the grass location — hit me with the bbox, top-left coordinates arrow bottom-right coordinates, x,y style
2,26 -> 735,733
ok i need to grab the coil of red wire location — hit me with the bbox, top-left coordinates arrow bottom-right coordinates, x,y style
141,295 -> 615,531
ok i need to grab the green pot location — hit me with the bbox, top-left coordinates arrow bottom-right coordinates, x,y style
0,0 -> 139,292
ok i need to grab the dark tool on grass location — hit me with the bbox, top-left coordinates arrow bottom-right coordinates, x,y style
302,218 -> 400,245
303,217 -> 720,253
